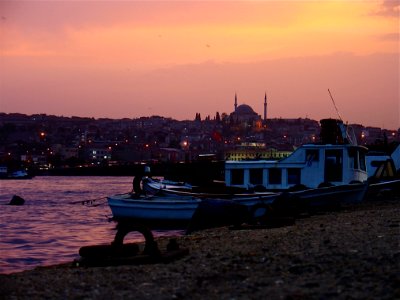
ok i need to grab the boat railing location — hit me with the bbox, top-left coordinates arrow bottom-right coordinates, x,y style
346,125 -> 358,146
151,186 -> 278,200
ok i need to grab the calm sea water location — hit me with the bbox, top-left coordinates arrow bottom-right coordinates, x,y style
0,176 -> 182,274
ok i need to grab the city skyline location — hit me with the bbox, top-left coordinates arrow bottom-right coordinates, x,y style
0,1 -> 399,130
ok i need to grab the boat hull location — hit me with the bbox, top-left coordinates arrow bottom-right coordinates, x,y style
366,179 -> 400,199
291,182 -> 368,207
107,193 -> 278,229
107,183 -> 368,229
107,194 -> 202,229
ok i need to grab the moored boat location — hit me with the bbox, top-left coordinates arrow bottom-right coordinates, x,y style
107,191 -> 280,229
107,193 -> 202,229
107,181 -> 369,230
225,119 -> 368,192
0,167 -> 33,179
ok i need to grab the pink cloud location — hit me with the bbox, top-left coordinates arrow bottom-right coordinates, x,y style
1,53 -> 398,129
377,32 -> 400,41
371,0 -> 400,17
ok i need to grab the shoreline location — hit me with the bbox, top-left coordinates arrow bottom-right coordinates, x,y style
1,198 -> 399,299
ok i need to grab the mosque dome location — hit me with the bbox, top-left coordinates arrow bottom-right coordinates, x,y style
235,104 -> 255,115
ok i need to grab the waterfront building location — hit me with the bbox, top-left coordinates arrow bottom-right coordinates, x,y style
225,143 -> 293,161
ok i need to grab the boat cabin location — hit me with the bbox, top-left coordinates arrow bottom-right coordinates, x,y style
225,144 -> 368,191
225,119 -> 369,191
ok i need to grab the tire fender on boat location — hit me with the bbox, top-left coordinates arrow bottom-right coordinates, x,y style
318,182 -> 334,188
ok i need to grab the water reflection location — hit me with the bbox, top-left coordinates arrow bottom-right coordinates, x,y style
0,176 -> 182,274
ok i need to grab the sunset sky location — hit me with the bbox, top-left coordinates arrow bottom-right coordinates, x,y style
0,1 -> 399,129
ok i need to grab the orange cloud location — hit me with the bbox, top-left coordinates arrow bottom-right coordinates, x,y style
1,1 -> 398,129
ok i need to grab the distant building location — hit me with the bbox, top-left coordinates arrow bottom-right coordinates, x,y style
158,148 -> 185,162
85,146 -> 112,162
225,143 -> 293,161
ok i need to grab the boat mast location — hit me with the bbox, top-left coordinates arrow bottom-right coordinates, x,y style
328,89 -> 343,122
327,89 -> 357,145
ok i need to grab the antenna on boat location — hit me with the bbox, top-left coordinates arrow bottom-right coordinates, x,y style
328,89 -> 343,122
327,89 -> 357,145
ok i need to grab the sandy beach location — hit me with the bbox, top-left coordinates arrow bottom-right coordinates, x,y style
1,198 -> 399,300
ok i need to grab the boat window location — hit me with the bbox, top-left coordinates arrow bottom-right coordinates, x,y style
359,151 -> 366,171
324,149 -> 343,182
269,168 -> 282,184
250,168 -> 263,185
231,169 -> 244,185
288,168 -> 301,185
348,148 -> 359,169
306,149 -> 319,164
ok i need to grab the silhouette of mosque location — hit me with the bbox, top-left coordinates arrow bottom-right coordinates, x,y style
229,93 -> 267,127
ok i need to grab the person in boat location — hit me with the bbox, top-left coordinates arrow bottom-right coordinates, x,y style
132,166 -> 151,196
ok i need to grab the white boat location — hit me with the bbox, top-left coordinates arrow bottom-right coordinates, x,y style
107,193 -> 203,229
0,167 -> 33,179
111,176 -> 279,229
225,119 -> 369,193
107,181 -> 369,229
108,185 -> 280,228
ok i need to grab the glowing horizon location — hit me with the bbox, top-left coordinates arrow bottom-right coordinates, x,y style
0,1 -> 399,129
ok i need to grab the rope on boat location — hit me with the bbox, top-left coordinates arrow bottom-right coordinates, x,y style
69,196 -> 107,206
69,191 -> 132,207
85,199 -> 108,207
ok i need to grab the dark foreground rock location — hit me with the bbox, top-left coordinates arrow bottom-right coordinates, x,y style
8,195 -> 25,205
1,199 -> 399,299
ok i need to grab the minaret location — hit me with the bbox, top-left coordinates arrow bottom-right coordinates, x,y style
263,92 -> 267,123
234,93 -> 238,112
